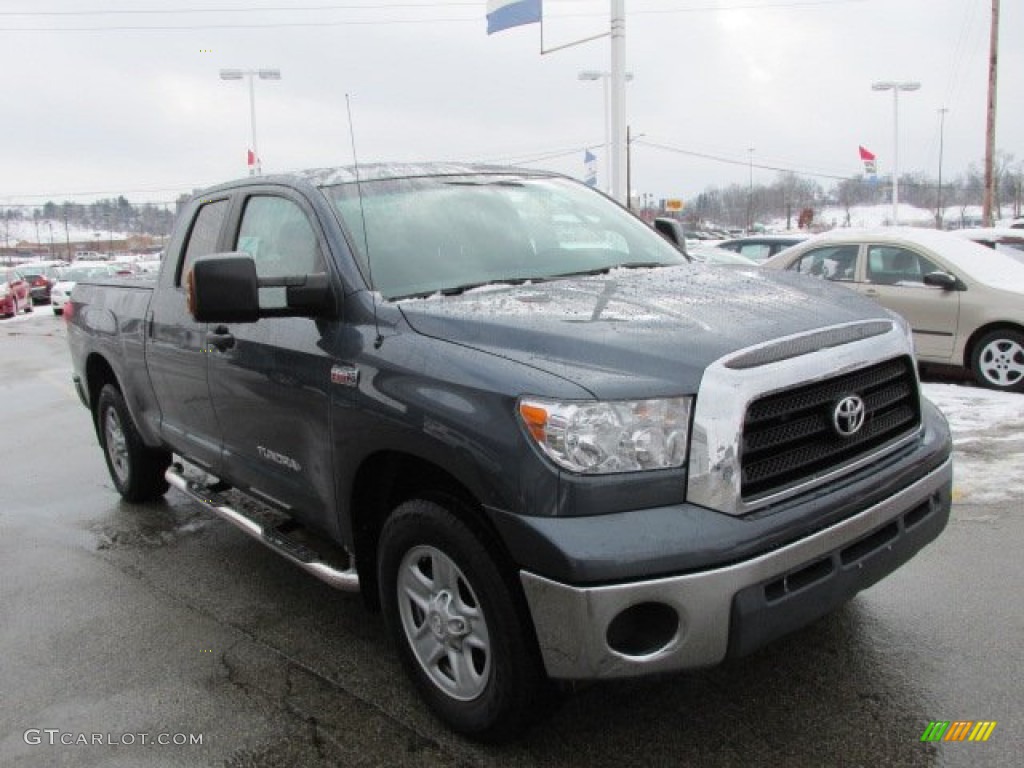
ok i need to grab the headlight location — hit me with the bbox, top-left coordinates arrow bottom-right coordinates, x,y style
518,396 -> 692,474
0,285 -> 9,299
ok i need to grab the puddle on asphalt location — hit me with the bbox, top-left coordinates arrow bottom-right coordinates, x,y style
91,495 -> 214,551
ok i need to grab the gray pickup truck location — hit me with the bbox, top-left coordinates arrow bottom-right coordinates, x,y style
68,164 -> 953,740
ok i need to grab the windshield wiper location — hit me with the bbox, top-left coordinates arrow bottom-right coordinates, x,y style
552,261 -> 670,279
440,277 -> 530,296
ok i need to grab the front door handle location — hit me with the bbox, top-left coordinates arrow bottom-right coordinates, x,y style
206,326 -> 235,351
864,288 -> 879,297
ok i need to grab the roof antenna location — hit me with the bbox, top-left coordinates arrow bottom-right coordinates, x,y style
346,93 -> 382,349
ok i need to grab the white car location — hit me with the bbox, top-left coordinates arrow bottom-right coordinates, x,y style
950,227 -> 1024,263
50,263 -> 118,315
763,227 -> 1024,391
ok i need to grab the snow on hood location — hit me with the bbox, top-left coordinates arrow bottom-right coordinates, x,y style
397,264 -> 893,398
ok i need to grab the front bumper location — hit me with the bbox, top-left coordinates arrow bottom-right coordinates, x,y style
519,454 -> 951,680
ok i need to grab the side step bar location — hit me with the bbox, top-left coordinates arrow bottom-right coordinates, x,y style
165,464 -> 360,592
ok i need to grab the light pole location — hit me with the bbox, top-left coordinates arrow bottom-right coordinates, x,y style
936,107 -> 949,229
578,69 -> 633,195
220,68 -> 281,176
872,80 -> 921,225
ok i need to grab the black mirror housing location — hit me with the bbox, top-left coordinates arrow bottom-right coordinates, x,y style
653,218 -> 690,259
188,253 -> 260,323
923,271 -> 959,291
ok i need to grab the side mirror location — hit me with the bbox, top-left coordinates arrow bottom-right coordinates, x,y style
187,252 -> 336,323
653,218 -> 691,260
923,271 -> 960,291
187,253 -> 260,323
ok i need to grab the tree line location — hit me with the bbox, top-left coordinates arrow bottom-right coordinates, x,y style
682,151 -> 1022,230
2,195 -> 187,242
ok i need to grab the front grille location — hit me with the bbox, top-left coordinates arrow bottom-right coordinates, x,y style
741,356 -> 920,500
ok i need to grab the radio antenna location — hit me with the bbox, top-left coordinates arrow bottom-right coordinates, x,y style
345,93 -> 382,349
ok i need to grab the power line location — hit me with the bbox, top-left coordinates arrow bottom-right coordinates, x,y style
0,0 -> 870,32
637,138 -> 951,191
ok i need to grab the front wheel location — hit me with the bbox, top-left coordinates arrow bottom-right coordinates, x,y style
95,384 -> 172,502
378,499 -> 546,742
971,329 -> 1024,392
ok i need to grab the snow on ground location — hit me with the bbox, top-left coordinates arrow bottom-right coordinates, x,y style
4,217 -> 132,247
922,382 -> 1024,506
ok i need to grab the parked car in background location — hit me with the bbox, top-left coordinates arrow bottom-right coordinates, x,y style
1,267 -> 33,318
134,259 -> 162,275
717,234 -> 810,263
763,228 -> 1024,391
688,244 -> 759,266
50,263 -> 119,315
951,228 -> 1024,263
16,261 -> 62,304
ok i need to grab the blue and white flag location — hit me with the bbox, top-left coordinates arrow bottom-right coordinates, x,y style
584,149 -> 597,187
486,0 -> 542,35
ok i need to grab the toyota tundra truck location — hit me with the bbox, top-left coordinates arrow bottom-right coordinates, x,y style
67,164 -> 953,740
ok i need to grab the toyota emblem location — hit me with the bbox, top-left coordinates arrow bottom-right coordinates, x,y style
833,395 -> 866,437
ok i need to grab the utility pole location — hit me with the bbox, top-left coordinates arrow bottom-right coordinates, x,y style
936,107 -> 949,229
609,0 -> 627,205
63,210 -> 71,262
982,0 -> 999,226
746,148 -> 755,232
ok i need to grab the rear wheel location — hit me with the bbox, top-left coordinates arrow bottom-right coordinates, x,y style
971,329 -> 1024,392
96,384 -> 171,502
378,499 -> 545,742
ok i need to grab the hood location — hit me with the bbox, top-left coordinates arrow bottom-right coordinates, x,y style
397,265 -> 892,399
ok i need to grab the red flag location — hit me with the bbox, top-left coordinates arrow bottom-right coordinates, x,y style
858,145 -> 875,161
247,149 -> 256,167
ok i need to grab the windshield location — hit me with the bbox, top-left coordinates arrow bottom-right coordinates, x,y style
324,175 -> 686,299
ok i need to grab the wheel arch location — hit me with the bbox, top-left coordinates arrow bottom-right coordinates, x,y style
84,353 -> 122,435
348,450 -> 517,613
963,321 -> 1024,368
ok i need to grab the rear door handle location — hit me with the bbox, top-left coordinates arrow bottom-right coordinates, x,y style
864,289 -> 879,296
206,326 -> 235,351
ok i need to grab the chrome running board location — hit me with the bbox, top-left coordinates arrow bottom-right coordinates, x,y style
165,464 -> 360,592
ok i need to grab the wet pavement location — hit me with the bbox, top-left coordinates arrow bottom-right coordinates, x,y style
1,311 -> 1021,767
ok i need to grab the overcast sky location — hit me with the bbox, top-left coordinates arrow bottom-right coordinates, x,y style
1,0 -> 1020,209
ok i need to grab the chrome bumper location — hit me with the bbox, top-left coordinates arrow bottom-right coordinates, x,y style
520,456 -> 952,680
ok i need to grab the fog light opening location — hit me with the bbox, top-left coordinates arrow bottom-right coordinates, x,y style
605,602 -> 679,657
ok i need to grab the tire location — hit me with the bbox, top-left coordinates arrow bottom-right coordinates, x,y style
971,329 -> 1024,392
378,499 -> 545,742
24,299 -> 33,313
95,384 -> 172,502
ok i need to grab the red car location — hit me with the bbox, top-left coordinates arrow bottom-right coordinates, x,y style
17,264 -> 59,304
1,267 -> 33,318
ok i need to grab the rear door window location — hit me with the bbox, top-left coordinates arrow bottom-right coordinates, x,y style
179,199 -> 229,285
789,245 -> 859,281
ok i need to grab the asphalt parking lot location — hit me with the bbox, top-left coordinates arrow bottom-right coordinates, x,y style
1,311 -> 1021,767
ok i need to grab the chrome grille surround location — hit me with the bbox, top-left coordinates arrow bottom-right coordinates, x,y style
687,319 -> 922,516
